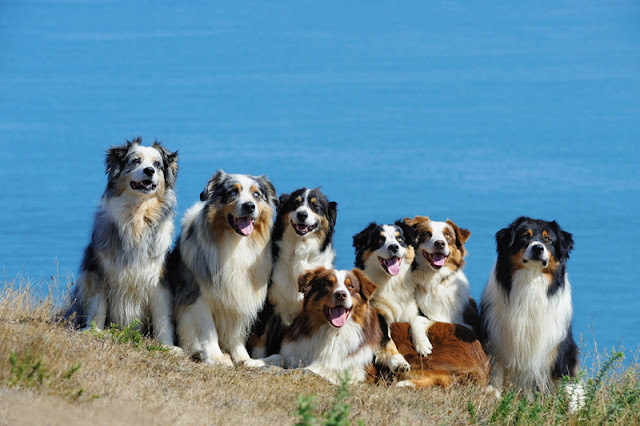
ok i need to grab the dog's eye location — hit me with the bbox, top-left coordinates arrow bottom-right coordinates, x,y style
154,161 -> 161,168
544,235 -> 551,242
348,284 -> 354,290
131,158 -> 141,165
397,237 -> 403,242
253,191 -> 261,199
228,190 -> 238,197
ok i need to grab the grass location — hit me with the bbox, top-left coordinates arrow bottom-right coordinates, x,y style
1,274 -> 639,425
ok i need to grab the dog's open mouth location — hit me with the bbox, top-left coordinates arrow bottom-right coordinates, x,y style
423,250 -> 447,269
324,305 -> 350,328
130,180 -> 156,192
291,220 -> 318,236
228,214 -> 255,236
379,256 -> 402,276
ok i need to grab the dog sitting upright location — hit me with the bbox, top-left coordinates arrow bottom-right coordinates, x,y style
404,216 -> 480,334
353,221 -> 434,371
169,170 -> 277,367
480,216 -> 581,409
252,188 -> 337,357
64,137 -> 179,349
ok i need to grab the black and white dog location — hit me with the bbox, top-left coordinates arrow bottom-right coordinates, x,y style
251,188 -> 337,357
64,137 -> 179,349
480,216 -> 581,407
168,170 -> 277,367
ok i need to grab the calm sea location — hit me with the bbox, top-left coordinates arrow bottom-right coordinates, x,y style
1,1 -> 639,361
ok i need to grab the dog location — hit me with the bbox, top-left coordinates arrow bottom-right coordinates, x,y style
353,221 -> 434,372
403,216 -> 480,335
64,137 -> 179,349
258,267 -> 381,384
252,187 -> 337,357
168,170 -> 277,367
370,321 -> 490,388
480,216 -> 581,405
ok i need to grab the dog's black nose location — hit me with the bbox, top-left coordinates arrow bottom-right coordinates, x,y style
143,167 -> 155,177
434,240 -> 445,250
297,211 -> 308,222
334,290 -> 347,301
242,202 -> 256,214
388,244 -> 399,253
531,244 -> 544,254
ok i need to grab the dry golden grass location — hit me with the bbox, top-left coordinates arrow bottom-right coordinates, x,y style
1,275 -> 638,425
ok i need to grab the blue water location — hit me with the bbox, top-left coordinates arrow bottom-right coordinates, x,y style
1,1 -> 639,360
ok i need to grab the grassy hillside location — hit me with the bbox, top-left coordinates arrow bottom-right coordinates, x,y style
0,275 -> 638,425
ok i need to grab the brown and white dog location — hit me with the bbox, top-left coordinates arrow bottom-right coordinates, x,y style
353,221 -> 434,371
404,216 -> 481,335
64,137 -> 179,349
168,170 -> 277,367
258,267 -> 381,384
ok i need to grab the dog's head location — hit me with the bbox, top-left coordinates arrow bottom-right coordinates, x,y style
495,216 -> 573,274
353,221 -> 416,276
274,187 -> 337,245
404,216 -> 470,272
298,267 -> 377,329
105,137 -> 178,198
199,170 -> 277,237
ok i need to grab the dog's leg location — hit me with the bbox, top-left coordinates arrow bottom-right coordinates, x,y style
245,353 -> 283,369
375,314 -> 410,374
83,292 -> 107,331
176,299 -> 232,367
410,316 -> 435,357
149,286 -> 182,355
486,361 -> 504,398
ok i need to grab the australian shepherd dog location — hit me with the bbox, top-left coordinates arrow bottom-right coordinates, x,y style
168,170 -> 277,367
64,137 -> 179,348
403,216 -> 481,334
258,267 -> 381,384
480,216 -> 582,407
353,221 -> 434,372
252,187 -> 338,357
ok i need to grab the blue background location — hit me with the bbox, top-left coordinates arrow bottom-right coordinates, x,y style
1,1 -> 639,360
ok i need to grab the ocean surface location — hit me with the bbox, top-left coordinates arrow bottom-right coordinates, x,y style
1,1 -> 639,362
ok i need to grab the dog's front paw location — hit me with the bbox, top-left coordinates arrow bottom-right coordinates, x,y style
396,380 -> 416,388
388,354 -> 411,374
204,354 -> 234,368
165,345 -> 184,356
485,385 -> 501,399
244,358 -> 267,369
415,339 -> 433,357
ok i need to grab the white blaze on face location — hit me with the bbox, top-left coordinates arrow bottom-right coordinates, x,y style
325,270 -> 352,328
228,174 -> 262,236
376,225 -> 406,276
293,189 -> 315,226
127,145 -> 163,193
523,241 -> 550,267
419,221 -> 451,269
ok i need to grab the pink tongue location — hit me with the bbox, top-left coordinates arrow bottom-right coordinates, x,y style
432,253 -> 446,267
386,257 -> 401,275
236,217 -> 254,236
329,306 -> 348,328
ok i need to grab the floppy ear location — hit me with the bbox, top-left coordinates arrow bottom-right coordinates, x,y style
553,221 -> 574,259
105,141 -> 132,177
257,175 -> 277,209
496,216 -> 527,255
153,141 -> 179,189
352,269 -> 377,301
447,219 -> 471,249
298,267 -> 326,293
396,219 -> 417,247
278,192 -> 291,209
403,215 -> 428,230
353,222 -> 378,269
327,201 -> 338,229
200,170 -> 225,202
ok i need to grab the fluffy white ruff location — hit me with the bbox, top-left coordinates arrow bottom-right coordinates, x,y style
362,259 -> 433,357
76,194 -> 177,348
175,201 -> 272,366
413,266 -> 472,329
482,264 -> 573,392
269,221 -> 335,326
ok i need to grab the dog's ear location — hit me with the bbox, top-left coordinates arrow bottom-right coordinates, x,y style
353,222 -> 378,269
552,221 -> 574,260
395,219 -> 417,247
352,269 -> 377,301
496,216 -> 526,255
447,219 -> 471,250
403,215 -> 428,230
278,192 -> 291,210
200,170 -> 226,202
298,266 -> 326,294
256,175 -> 277,209
153,141 -> 179,189
327,201 -> 338,229
105,141 -> 132,177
